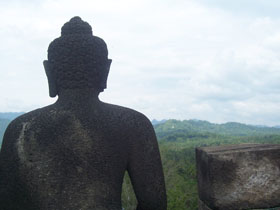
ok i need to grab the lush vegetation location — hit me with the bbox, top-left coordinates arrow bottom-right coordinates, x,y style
154,119 -> 280,138
1,116 -> 280,209
122,119 -> 280,210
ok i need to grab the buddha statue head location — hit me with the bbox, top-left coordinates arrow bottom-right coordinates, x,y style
44,16 -> 112,97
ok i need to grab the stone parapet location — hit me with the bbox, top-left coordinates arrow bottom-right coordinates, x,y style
196,144 -> 280,210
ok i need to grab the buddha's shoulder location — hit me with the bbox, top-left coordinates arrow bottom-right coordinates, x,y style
1,106 -> 55,144
101,102 -> 153,128
6,103 -> 153,133
5,105 -> 56,131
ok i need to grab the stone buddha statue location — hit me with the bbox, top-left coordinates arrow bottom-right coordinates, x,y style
0,17 -> 166,210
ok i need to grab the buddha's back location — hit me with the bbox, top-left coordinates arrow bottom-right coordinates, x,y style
2,101 -> 144,209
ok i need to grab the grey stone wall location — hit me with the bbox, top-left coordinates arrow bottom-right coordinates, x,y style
196,144 -> 280,210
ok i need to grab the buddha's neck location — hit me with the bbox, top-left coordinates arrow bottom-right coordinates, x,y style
56,88 -> 101,107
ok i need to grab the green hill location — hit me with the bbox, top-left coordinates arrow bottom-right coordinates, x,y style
154,119 -> 280,139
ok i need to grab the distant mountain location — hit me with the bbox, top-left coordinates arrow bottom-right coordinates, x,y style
151,119 -> 167,125
0,112 -> 24,120
0,118 -> 12,145
0,112 -> 24,146
154,119 -> 280,139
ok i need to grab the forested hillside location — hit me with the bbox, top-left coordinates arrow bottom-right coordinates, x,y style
0,116 -> 280,209
123,120 -> 280,210
154,119 -> 280,138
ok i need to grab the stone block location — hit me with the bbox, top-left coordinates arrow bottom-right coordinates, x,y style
196,144 -> 280,210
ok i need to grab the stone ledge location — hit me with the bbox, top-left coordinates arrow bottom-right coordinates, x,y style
198,199 -> 280,210
196,143 -> 280,210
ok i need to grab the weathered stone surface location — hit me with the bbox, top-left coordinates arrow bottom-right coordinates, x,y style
198,198 -> 213,210
196,144 -> 280,210
0,17 -> 166,210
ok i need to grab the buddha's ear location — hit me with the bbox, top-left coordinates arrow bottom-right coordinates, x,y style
107,59 -> 112,74
100,59 -> 112,91
43,60 -> 58,98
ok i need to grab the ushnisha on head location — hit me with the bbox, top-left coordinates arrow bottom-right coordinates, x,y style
44,16 -> 112,97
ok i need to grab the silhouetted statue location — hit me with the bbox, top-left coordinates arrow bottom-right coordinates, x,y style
0,17 -> 166,210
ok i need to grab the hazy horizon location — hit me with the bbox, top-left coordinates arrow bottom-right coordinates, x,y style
1,112 -> 280,127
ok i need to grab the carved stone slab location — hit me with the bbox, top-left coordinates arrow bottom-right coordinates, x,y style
196,144 -> 280,210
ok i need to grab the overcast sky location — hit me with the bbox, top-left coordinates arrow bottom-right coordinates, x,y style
1,0 -> 280,126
